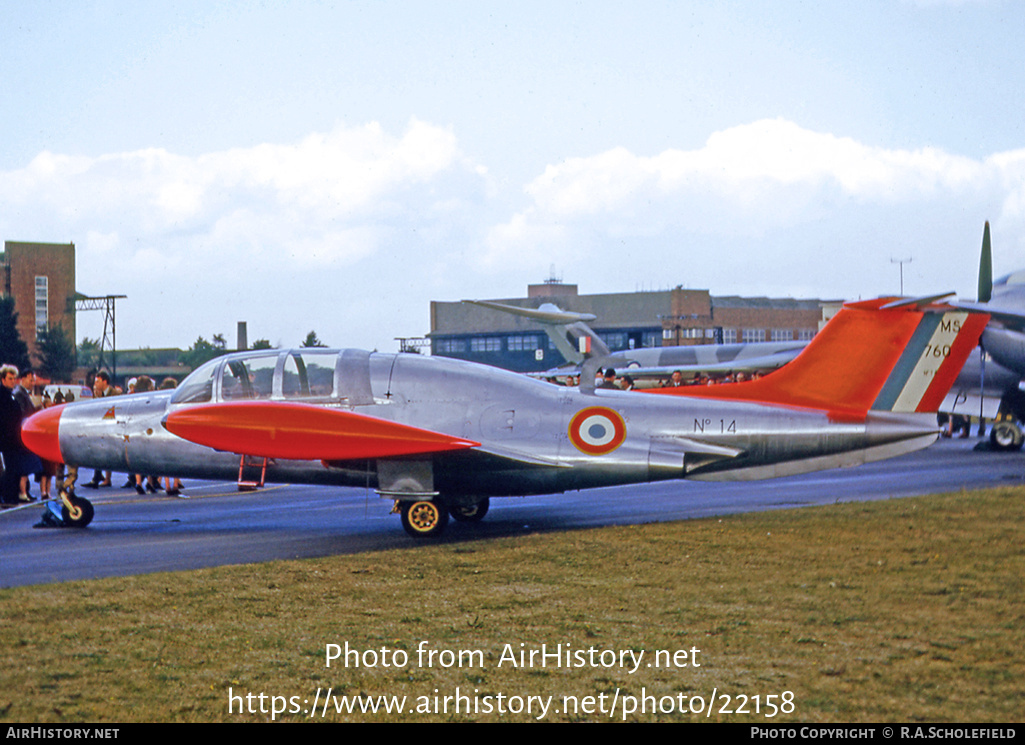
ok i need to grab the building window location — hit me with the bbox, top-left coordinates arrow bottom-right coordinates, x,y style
35,276 -> 48,338
798,329 -> 816,341
681,328 -> 704,339
507,335 -> 541,351
599,332 -> 626,350
742,328 -> 764,343
722,329 -> 737,344
435,338 -> 466,354
470,337 -> 502,353
770,329 -> 793,342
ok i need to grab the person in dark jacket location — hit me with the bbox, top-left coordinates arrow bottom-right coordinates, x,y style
0,365 -> 23,505
13,369 -> 41,501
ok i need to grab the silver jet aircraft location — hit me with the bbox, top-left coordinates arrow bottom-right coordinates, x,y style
464,299 -> 808,383
944,222 -> 1025,448
22,297 -> 987,538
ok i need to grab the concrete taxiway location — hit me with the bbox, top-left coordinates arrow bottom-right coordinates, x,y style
0,438 -> 1021,588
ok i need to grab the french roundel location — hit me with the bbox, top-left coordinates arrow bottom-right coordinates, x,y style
568,406 -> 626,456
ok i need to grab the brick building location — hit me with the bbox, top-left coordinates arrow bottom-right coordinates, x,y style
430,281 -> 832,372
1,241 -> 77,361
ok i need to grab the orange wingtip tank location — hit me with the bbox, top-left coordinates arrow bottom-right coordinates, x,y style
163,401 -> 480,461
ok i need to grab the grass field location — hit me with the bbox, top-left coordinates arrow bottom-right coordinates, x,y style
0,486 -> 1022,722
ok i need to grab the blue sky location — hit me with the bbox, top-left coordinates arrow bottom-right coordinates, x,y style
2,0 -> 1024,350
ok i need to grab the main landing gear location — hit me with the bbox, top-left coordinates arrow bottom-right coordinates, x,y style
399,499 -> 449,538
395,497 -> 491,538
989,419 -> 1025,452
449,497 -> 489,523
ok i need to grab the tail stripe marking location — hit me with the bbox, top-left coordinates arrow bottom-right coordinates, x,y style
917,312 -> 990,413
871,312 -> 968,412
870,313 -> 942,411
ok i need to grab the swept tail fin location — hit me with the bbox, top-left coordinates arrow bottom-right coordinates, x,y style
649,298 -> 989,419
462,300 -> 610,363
979,221 -> 992,303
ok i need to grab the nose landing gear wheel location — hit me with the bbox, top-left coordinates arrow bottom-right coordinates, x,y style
449,497 -> 489,523
400,499 -> 449,538
61,495 -> 94,528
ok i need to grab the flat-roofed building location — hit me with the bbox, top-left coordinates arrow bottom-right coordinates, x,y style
430,280 -> 829,372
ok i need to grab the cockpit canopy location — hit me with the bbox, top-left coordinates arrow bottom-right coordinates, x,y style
171,349 -> 362,405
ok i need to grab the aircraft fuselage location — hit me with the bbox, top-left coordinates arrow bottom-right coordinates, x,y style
49,349 -> 937,503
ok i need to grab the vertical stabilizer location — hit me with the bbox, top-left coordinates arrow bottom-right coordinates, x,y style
649,298 -> 988,418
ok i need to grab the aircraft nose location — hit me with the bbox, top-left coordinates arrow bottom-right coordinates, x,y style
22,405 -> 64,464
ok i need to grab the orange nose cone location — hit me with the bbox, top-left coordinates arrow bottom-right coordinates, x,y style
22,405 -> 64,464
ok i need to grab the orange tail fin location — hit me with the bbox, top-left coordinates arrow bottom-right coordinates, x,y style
649,298 -> 989,420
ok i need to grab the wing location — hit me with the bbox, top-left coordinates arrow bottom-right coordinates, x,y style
162,401 -> 479,461
531,345 -> 806,387
604,348 -> 803,381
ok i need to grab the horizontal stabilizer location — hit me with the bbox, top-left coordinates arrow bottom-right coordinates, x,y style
655,436 -> 743,458
163,402 -> 479,461
689,431 -> 938,481
879,292 -> 955,309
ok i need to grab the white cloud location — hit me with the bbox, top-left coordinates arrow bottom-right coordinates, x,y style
0,119 -> 488,349
987,149 -> 1025,223
5,116 -> 1025,351
484,119 -> 1025,298
1,118 -> 476,238
508,118 -> 990,225
84,230 -> 120,255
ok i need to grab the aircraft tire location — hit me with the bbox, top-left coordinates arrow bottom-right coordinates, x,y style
990,421 -> 1024,451
62,496 -> 95,528
449,497 -> 490,523
400,499 -> 449,538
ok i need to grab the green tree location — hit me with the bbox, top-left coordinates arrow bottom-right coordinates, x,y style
0,297 -> 31,371
35,324 -> 77,382
78,337 -> 101,368
251,339 -> 274,350
180,336 -> 229,370
301,330 -> 326,348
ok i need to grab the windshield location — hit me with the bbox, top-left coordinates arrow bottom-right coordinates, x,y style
170,358 -> 220,404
